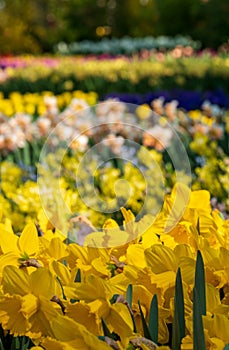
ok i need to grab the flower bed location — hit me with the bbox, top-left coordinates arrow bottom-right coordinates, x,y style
0,53 -> 229,97
0,52 -> 229,349
0,184 -> 228,349
0,95 -> 228,232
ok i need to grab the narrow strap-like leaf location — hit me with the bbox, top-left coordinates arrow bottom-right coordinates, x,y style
101,318 -> 112,338
196,217 -> 200,235
126,284 -> 137,333
126,284 -> 133,309
129,306 -> 137,333
172,304 -> 181,350
23,143 -> 31,166
193,287 -> 206,350
138,300 -> 152,340
56,276 -> 67,300
11,337 -> 20,350
171,267 -> 185,349
74,268 -> 81,282
148,294 -> 158,344
21,336 -> 32,350
175,268 -> 185,339
194,250 -> 206,316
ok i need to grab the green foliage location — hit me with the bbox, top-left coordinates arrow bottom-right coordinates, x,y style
0,0 -> 65,53
155,0 -> 229,49
137,295 -> 158,344
194,251 -> 206,316
193,251 -> 206,350
126,284 -> 133,309
101,317 -> 113,338
148,295 -> 158,344
193,288 -> 206,350
125,285 -> 137,333
74,268 -> 81,282
0,0 -> 228,53
0,328 -> 34,350
100,318 -> 120,342
171,268 -> 185,350
138,300 -> 152,340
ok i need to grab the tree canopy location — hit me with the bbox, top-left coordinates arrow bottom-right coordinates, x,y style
0,0 -> 228,53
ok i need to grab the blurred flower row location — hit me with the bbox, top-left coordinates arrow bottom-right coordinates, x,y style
0,53 -> 229,97
0,94 -> 227,155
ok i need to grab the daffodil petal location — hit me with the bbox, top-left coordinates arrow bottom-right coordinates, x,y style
18,223 -> 39,256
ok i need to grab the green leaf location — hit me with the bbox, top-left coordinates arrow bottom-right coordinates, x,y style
175,268 -> 185,339
194,251 -> 206,316
196,217 -> 200,235
125,285 -> 137,334
101,318 -> 112,338
74,268 -> 81,282
56,276 -> 67,300
23,143 -> 31,166
130,308 -> 137,334
172,303 -> 181,350
172,268 -> 186,349
98,335 -> 105,341
223,344 -> 229,350
10,337 -> 20,350
148,294 -> 158,344
193,287 -> 206,350
21,336 -> 32,350
109,294 -> 119,305
106,263 -> 117,277
138,300 -> 152,340
126,284 -> 133,309
126,343 -> 135,350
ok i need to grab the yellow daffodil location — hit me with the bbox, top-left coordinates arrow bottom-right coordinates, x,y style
0,223 -> 40,275
41,315 -> 111,350
0,265 -> 59,337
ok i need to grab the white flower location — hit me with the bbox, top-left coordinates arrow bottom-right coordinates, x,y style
103,134 -> 125,155
36,117 -> 52,136
70,134 -> 89,152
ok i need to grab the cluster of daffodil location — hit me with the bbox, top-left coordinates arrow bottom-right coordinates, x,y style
188,108 -> 229,214
0,149 -> 165,234
0,53 -> 229,95
1,96 -> 229,232
0,90 -> 97,117
143,97 -> 229,214
0,183 -> 228,349
190,134 -> 229,212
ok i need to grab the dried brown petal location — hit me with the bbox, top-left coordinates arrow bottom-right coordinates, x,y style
104,336 -> 120,350
130,337 -> 158,349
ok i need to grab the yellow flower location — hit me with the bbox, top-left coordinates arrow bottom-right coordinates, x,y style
136,104 -> 152,120
0,223 -> 40,273
41,315 -> 112,350
65,301 -> 100,335
0,266 -> 59,337
69,274 -> 112,302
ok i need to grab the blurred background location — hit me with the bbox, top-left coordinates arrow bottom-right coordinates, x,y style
0,0 -> 228,54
